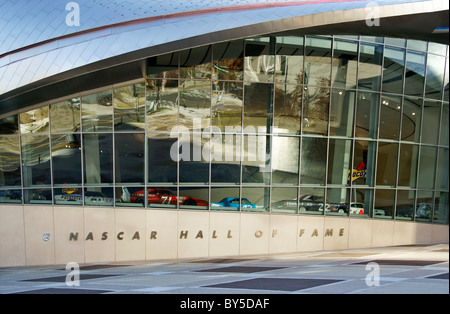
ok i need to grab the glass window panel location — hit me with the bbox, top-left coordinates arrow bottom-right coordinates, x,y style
117,186 -> 146,207
418,146 -> 437,189
440,103 -> 448,146
274,83 -> 302,135
326,188 -> 350,216
332,40 -> 358,89
213,40 -> 244,81
271,187 -> 298,214
244,37 -> 274,83
376,142 -> 398,187
83,133 -> 113,186
241,187 -> 269,212
329,89 -> 355,137
21,134 -> 51,187
23,188 -> 52,205
114,83 -> 146,131
115,133 -> 144,184
355,92 -> 379,138
179,187 -> 209,210
416,190 -> 433,222
421,100 -> 441,144
0,135 -> 21,187
148,133 -> 177,184
54,187 -> 83,206
328,139 -> 352,186
304,36 -> 331,87
401,96 -> 422,142
212,81 -> 243,132
210,187 -> 240,211
50,98 -> 81,133
298,187 -> 325,215
272,136 -> 299,185
275,36 -> 304,85
404,51 -> 426,96
0,189 -> 22,204
436,148 -> 448,190
407,39 -> 427,51
395,190 -> 415,220
379,95 -> 401,140
374,189 -> 394,219
81,90 -> 113,132
242,134 -> 270,185
300,137 -> 327,185
147,52 -> 179,79
20,107 -> 49,134
146,79 -> 179,133
177,130 -> 210,184
398,144 -> 419,188
0,115 -> 19,134
210,133 -> 241,185
425,54 -> 445,100
302,85 -> 330,135
51,134 -> 82,185
358,43 -> 383,91
84,187 -> 114,207
428,42 -> 447,56
179,80 -> 211,130
434,192 -> 449,224
145,187 -> 177,209
180,46 -> 212,80
243,83 -> 273,133
444,57 -> 449,102
353,140 -> 376,186
360,36 -> 383,43
351,188 -> 373,217
385,38 -> 406,47
382,47 -> 405,94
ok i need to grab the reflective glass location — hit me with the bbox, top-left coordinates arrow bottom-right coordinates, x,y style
147,53 -> 179,79
398,144 -> 419,188
329,89 -> 355,137
146,79 -> 179,132
401,97 -> 422,142
210,133 -> 241,185
404,51 -> 425,96
84,187 -> 114,207
83,133 -> 113,186
379,95 -> 401,141
82,90 -> 113,132
418,146 -> 437,190
416,190 -> 433,222
20,107 -> 49,134
300,137 -> 327,185
51,133 -> 82,185
385,38 -> 406,47
180,46 -> 212,80
355,92 -> 379,138
436,148 -> 448,190
395,190 -> 415,220
0,189 -> 22,204
0,116 -> 18,134
0,135 -> 21,187
241,187 -> 269,212
243,83 -> 273,132
440,103 -> 448,146
376,142 -> 398,187
213,40 -> 244,81
328,139 -> 352,186
421,100 -> 441,144
304,36 -> 331,87
326,188 -> 350,216
114,83 -> 146,131
210,187 -> 240,211
147,133 -> 177,184
178,131 -> 210,184
298,187 -> 325,215
332,40 -> 358,89
352,140 -> 376,186
302,85 -> 330,135
244,37 -> 274,83
407,39 -> 427,51
374,188 -> 394,219
434,192 -> 449,224
274,83 -> 302,135
23,188 -> 52,204
425,54 -> 445,100
275,36 -> 304,85
242,134 -> 270,185
145,187 -> 177,209
115,133 -> 145,184
21,134 -> 51,187
179,80 -> 211,130
54,187 -> 83,205
212,81 -> 243,131
118,186 -> 147,208
271,187 -> 298,213
428,42 -> 447,56
358,43 -> 382,91
179,187 -> 209,210
383,47 -> 405,94
272,136 -> 299,185
351,188 -> 373,217
50,98 -> 81,133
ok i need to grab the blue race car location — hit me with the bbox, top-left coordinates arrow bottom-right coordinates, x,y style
210,197 -> 264,210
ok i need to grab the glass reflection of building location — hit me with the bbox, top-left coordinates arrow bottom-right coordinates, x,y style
0,35 -> 448,224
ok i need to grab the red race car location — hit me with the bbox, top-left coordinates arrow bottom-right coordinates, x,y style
121,187 -> 208,206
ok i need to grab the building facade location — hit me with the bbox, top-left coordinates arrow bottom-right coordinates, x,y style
0,0 -> 448,266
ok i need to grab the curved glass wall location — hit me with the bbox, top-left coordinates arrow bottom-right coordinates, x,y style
0,36 -> 448,224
